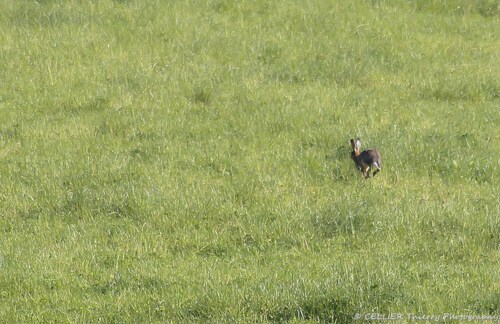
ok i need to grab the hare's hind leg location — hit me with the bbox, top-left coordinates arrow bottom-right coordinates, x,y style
372,161 -> 381,177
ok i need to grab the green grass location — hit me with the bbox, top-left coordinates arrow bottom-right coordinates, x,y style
0,0 -> 499,322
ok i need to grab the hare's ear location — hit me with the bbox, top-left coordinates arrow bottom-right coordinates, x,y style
355,138 -> 362,150
350,139 -> 356,148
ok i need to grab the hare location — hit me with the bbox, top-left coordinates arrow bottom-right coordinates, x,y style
350,138 -> 382,178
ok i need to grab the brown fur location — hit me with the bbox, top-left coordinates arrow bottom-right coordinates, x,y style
350,138 -> 382,178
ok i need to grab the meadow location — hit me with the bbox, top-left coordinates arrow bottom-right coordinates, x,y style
0,0 -> 498,322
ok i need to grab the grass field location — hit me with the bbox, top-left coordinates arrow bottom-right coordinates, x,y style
0,0 -> 499,322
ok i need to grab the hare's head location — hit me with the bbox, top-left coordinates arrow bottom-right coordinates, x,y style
350,138 -> 361,157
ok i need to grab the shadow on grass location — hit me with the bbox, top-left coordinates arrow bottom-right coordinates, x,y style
265,295 -> 353,323
312,203 -> 374,237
